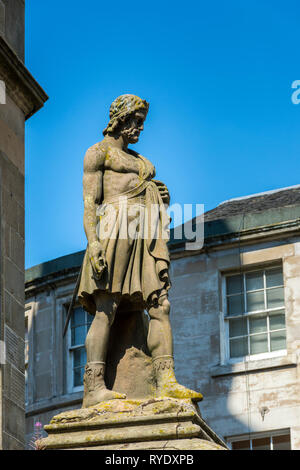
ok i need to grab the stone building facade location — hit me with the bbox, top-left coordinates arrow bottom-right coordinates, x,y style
0,0 -> 48,449
25,185 -> 300,450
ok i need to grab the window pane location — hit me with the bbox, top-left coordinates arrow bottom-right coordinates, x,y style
270,331 -> 286,352
250,333 -> 268,355
267,287 -> 284,309
73,347 -> 86,367
249,315 -> 267,334
252,437 -> 271,450
273,434 -> 291,450
227,275 -> 243,295
247,291 -> 265,312
71,325 -> 86,346
232,440 -> 250,450
266,268 -> 283,288
269,311 -> 286,331
246,271 -> 263,292
87,313 -> 93,326
74,366 -> 85,387
227,294 -> 245,316
229,318 -> 247,338
230,337 -> 248,358
71,307 -> 85,327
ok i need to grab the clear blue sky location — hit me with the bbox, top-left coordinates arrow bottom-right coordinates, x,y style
25,0 -> 300,268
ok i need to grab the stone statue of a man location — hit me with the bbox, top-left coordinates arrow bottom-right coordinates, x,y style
78,94 -> 202,407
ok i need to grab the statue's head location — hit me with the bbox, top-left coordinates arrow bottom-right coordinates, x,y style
103,94 -> 149,144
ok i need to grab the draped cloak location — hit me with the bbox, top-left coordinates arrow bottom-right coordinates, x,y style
78,153 -> 171,314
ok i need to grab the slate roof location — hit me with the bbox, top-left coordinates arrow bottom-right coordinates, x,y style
204,185 -> 300,222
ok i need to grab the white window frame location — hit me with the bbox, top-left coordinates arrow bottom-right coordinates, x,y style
222,265 -> 287,364
227,428 -> 291,450
66,305 -> 92,394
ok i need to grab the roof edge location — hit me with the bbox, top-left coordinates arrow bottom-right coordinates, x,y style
218,184 -> 300,207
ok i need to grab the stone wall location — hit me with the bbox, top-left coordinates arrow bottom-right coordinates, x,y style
2,0 -> 25,60
170,236 -> 300,447
0,147 -> 25,449
0,0 -> 47,449
0,3 -> 25,443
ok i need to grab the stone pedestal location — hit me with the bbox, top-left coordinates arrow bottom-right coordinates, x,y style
39,398 -> 227,450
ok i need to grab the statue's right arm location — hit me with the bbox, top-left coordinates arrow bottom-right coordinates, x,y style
83,144 -> 106,276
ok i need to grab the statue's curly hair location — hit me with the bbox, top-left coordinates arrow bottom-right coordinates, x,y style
103,94 -> 149,136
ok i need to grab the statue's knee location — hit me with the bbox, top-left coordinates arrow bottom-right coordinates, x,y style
101,310 -> 116,327
164,299 -> 170,315
159,297 -> 170,316
94,294 -> 119,326
148,296 -> 170,320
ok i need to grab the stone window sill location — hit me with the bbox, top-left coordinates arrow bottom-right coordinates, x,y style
210,355 -> 297,378
26,391 -> 83,416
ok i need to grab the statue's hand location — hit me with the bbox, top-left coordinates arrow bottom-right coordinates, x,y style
89,241 -> 106,279
153,180 -> 170,206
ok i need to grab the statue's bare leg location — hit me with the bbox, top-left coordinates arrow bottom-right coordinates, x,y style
147,294 -> 203,402
82,292 -> 126,407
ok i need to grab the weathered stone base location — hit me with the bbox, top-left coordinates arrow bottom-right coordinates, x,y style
39,398 -> 227,450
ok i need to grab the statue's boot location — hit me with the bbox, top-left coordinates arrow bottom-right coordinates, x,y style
82,361 -> 126,408
153,356 -> 203,402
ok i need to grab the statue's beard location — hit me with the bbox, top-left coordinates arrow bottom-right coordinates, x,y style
122,127 -> 140,143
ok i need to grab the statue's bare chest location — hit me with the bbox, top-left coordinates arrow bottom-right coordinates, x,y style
105,147 -> 140,175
